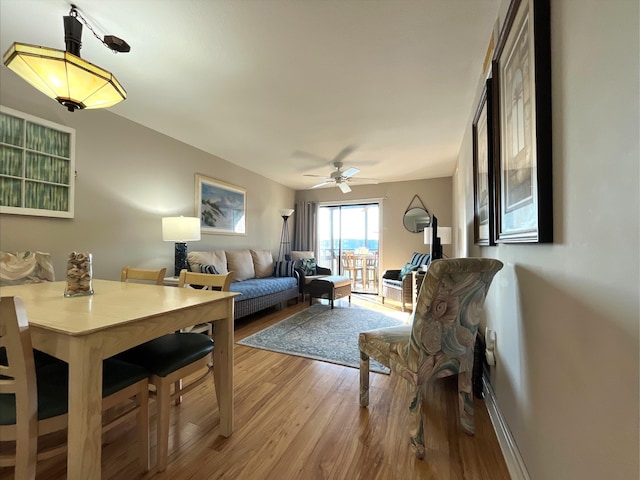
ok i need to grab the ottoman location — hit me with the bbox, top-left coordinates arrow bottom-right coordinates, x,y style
308,275 -> 352,309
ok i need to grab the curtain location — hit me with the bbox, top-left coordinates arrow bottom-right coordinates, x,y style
292,201 -> 318,253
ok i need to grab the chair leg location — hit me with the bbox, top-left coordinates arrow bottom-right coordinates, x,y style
137,383 -> 150,471
359,350 -> 369,406
458,370 -> 475,435
156,378 -> 172,472
408,383 -> 425,459
174,378 -> 183,405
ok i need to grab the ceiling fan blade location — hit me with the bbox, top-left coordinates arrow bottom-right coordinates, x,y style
304,174 -> 331,178
347,176 -> 379,184
338,182 -> 352,193
332,145 -> 358,164
341,167 -> 360,178
311,181 -> 332,189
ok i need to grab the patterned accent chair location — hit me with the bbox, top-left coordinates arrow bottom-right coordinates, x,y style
359,257 -> 503,459
380,252 -> 430,311
0,251 -> 55,286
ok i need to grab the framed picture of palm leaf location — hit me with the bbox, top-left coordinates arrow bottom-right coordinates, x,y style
195,173 -> 246,235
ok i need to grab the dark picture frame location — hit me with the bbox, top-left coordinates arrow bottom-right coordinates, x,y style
472,78 -> 495,246
195,173 -> 247,235
492,0 -> 553,243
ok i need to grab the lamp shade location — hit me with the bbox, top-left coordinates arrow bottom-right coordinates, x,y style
162,217 -> 201,242
3,42 -> 127,111
279,208 -> 294,217
424,226 -> 452,245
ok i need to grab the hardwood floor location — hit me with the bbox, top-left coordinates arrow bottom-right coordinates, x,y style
3,295 -> 510,480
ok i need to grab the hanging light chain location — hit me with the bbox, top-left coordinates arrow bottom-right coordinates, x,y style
69,6 -> 119,54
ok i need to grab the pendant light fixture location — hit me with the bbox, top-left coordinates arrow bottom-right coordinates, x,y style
2,5 -> 130,112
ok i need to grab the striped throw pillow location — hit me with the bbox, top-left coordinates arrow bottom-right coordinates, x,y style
273,260 -> 295,277
410,252 -> 430,266
200,264 -> 220,274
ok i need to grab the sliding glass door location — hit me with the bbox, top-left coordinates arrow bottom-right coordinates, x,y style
318,203 -> 380,294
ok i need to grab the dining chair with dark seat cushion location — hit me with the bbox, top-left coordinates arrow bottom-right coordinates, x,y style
0,296 -> 151,478
116,266 -> 218,472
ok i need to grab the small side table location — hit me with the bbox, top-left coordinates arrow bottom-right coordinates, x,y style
163,276 -> 180,287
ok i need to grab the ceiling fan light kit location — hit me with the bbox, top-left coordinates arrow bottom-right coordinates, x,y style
2,5 -> 129,112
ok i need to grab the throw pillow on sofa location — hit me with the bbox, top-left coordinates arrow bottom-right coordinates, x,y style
297,257 -> 317,276
274,260 -> 295,277
399,262 -> 419,280
200,264 -> 219,274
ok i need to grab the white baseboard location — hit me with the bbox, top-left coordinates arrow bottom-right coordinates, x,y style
482,374 -> 531,480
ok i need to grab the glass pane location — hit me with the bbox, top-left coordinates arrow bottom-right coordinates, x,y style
0,145 -> 23,176
25,152 -> 70,184
25,122 -> 71,158
25,181 -> 69,211
0,112 -> 24,146
0,177 -> 22,207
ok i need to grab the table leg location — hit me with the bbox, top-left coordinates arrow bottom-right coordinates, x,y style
67,338 -> 103,480
213,299 -> 234,437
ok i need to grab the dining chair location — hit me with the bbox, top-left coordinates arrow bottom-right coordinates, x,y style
359,258 -> 503,459
0,296 -> 151,478
115,269 -> 230,471
177,269 -> 233,336
364,253 -> 379,291
121,266 -> 167,285
341,252 -> 362,288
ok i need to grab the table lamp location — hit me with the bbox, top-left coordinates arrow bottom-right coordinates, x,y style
424,225 -> 452,260
162,216 -> 201,276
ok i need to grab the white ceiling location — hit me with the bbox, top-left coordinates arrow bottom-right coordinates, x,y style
0,0 -> 500,191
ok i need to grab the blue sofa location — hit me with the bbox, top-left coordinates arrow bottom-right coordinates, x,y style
187,249 -> 299,320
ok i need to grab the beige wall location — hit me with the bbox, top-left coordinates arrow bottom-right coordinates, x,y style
0,72 -> 295,280
295,177 -> 452,274
453,1 -> 639,479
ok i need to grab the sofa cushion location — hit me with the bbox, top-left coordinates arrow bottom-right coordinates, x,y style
188,250 -> 228,274
274,260 -> 295,277
229,277 -> 298,301
226,249 -> 255,281
251,249 -> 274,278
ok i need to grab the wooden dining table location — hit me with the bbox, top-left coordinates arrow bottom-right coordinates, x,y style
0,279 -> 240,480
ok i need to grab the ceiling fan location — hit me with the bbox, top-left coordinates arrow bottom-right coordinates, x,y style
303,146 -> 379,193
304,161 -> 380,193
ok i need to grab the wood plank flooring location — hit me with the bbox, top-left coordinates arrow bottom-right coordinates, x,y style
2,295 -> 510,480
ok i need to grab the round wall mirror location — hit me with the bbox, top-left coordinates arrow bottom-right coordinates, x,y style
403,207 -> 431,233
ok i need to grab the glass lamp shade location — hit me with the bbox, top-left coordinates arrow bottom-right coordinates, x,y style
162,217 -> 201,242
3,42 -> 127,111
279,208 -> 294,218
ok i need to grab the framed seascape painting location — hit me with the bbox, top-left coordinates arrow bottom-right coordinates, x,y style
492,0 -> 553,243
472,78 -> 495,246
195,174 -> 246,235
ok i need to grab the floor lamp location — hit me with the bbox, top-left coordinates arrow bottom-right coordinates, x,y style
278,209 -> 294,261
162,216 -> 201,276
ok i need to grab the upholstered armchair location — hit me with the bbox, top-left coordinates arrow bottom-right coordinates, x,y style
359,257 -> 503,459
0,251 -> 55,286
290,250 -> 331,297
381,252 -> 430,311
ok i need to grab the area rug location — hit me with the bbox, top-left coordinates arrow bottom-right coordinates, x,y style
237,304 -> 408,374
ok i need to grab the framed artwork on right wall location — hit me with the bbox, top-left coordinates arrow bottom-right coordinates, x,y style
492,0 -> 553,243
473,78 -> 495,246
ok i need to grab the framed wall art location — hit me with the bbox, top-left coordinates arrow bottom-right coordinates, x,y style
195,174 -> 246,235
492,0 -> 553,243
472,78 -> 495,246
